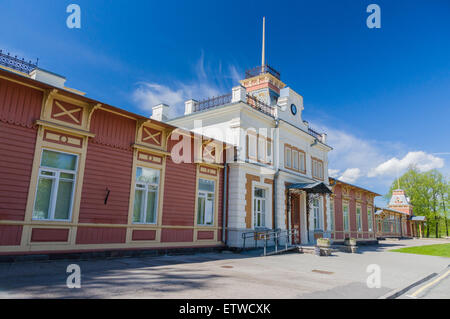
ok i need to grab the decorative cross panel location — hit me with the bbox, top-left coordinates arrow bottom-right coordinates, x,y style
142,126 -> 162,146
342,186 -> 350,197
202,139 -> 216,162
51,100 -> 83,125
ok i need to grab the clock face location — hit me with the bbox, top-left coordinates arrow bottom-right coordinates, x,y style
290,104 -> 297,115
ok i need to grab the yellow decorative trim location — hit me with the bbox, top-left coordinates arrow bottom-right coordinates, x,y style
35,120 -> 95,137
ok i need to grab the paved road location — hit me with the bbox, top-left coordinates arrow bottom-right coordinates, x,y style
0,238 -> 448,299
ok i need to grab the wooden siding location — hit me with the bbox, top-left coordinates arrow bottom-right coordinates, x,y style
0,122 -> 37,221
0,225 -> 22,246
161,156 -> 197,226
79,143 -> 133,224
161,229 -> 194,242
89,109 -> 136,150
76,227 -> 127,244
0,78 -> 42,128
31,228 -> 69,242
132,230 -> 156,241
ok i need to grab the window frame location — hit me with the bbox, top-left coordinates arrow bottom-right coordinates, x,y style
132,166 -> 161,225
32,148 -> 79,222
196,178 -> 216,226
253,186 -> 267,229
311,157 -> 324,180
367,207 -> 373,232
356,206 -> 362,232
343,203 -> 349,232
329,199 -> 335,231
284,144 -> 306,174
312,197 -> 321,230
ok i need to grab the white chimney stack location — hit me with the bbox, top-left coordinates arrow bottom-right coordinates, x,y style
184,99 -> 198,115
29,68 -> 66,89
151,103 -> 170,122
232,86 -> 246,103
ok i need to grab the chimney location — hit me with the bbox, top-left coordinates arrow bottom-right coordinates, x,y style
232,86 -> 247,103
29,68 -> 66,88
151,103 -> 170,122
184,99 -> 198,115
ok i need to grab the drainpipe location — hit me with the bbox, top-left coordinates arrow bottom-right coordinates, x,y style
273,118 -> 280,231
222,163 -> 228,246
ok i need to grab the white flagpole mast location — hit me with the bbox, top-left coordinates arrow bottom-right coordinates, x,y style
262,16 -> 266,68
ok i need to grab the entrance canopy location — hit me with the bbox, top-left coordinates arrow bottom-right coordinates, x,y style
287,181 -> 332,195
410,216 -> 426,222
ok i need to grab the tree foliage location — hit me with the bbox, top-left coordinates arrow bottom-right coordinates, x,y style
386,166 -> 449,238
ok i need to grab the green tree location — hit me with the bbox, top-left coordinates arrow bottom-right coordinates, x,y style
386,167 -> 448,238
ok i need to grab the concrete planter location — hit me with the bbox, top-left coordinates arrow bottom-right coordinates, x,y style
344,238 -> 357,246
316,238 -> 332,256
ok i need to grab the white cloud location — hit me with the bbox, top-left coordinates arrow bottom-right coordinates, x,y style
368,151 -> 444,177
320,125 -> 445,190
338,168 -> 362,183
328,169 -> 340,178
132,54 -> 241,118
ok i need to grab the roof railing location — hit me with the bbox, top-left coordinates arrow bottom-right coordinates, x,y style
245,64 -> 281,80
246,94 -> 276,117
0,50 -> 38,74
193,93 -> 232,113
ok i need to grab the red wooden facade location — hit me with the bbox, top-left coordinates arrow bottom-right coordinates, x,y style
329,178 -> 378,243
0,68 -> 227,255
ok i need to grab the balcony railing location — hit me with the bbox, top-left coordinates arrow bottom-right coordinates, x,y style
246,94 -> 276,117
0,50 -> 38,74
193,93 -> 232,113
245,64 -> 281,80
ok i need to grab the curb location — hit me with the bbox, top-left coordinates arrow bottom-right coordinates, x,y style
379,272 -> 438,299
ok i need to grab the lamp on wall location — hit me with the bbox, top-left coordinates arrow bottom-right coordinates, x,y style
104,187 -> 110,205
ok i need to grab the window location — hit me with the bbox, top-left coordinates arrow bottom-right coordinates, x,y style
329,200 -> 335,231
247,133 -> 257,160
312,158 -> 324,180
343,204 -> 349,231
33,149 -> 78,221
247,132 -> 272,164
292,150 -> 299,170
284,145 -> 306,173
253,187 -> 266,228
258,135 -> 266,162
313,197 -> 321,230
356,207 -> 362,232
285,147 -> 292,168
267,140 -> 272,163
133,167 -> 160,224
368,208 -> 373,232
197,179 -> 215,226
299,152 -> 305,172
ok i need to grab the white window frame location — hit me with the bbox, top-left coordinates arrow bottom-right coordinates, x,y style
266,139 -> 272,164
292,149 -> 299,170
299,152 -> 305,172
343,203 -> 349,232
257,135 -> 266,162
253,187 -> 267,229
356,206 -> 362,232
330,200 -> 335,231
367,207 -> 373,232
247,132 -> 257,160
32,148 -> 78,222
312,197 -> 321,230
133,166 -> 160,225
285,146 -> 292,168
197,178 -> 215,226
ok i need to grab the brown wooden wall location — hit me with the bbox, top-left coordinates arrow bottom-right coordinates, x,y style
0,73 -> 226,254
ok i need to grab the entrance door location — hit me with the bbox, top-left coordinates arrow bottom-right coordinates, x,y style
290,193 -> 301,244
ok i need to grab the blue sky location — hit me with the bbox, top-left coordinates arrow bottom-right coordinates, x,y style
1,0 -> 449,204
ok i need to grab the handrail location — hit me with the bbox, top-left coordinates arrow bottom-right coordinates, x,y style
241,228 -> 299,256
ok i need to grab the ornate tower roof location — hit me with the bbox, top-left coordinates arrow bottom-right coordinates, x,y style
388,189 -> 413,215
